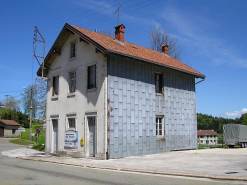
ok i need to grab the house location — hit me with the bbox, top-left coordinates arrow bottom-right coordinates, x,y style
197,130 -> 218,145
0,101 -> 4,107
37,23 -> 205,159
0,119 -> 21,137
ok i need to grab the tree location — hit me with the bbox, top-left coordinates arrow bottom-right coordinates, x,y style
239,113 -> 247,125
148,26 -> 183,61
21,79 -> 47,120
3,95 -> 20,111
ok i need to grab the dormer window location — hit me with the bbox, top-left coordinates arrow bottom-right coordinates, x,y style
70,43 -> 76,58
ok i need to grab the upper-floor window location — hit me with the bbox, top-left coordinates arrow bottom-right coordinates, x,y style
156,116 -> 164,137
52,76 -> 59,96
155,73 -> 163,93
70,43 -> 76,58
87,65 -> 96,89
69,71 -> 76,93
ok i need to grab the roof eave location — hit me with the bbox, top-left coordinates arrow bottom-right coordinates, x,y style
105,49 -> 206,79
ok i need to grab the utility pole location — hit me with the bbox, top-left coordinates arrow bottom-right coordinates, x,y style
29,87 -> 33,146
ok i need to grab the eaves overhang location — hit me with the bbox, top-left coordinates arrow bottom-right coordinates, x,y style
105,49 -> 206,80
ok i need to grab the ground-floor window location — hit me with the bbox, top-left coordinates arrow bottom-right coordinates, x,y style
156,116 -> 164,137
66,114 -> 76,131
12,129 -> 16,134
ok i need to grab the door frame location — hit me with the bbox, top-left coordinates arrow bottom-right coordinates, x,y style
50,115 -> 59,153
85,112 -> 98,157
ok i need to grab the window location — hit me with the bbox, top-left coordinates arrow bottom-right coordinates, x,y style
52,76 -> 59,96
12,129 -> 16,134
155,73 -> 163,93
70,43 -> 76,58
68,118 -> 75,130
156,116 -> 164,137
87,65 -> 96,89
69,71 -> 76,93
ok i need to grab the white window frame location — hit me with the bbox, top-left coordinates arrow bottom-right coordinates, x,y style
66,114 -> 76,131
156,115 -> 164,138
52,75 -> 59,97
87,64 -> 97,90
69,71 -> 76,93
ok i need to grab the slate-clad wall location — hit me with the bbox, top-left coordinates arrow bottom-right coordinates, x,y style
107,55 -> 196,159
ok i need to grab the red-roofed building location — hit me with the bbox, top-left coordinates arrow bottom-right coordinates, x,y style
38,23 -> 205,159
0,101 -> 4,107
197,130 -> 218,145
0,119 -> 21,137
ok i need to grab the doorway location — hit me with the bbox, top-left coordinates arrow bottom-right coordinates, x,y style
88,117 -> 96,157
0,127 -> 4,137
52,119 -> 58,153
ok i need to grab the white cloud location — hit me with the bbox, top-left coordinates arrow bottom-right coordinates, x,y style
226,108 -> 247,117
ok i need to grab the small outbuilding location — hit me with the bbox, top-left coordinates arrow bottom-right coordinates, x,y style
197,130 -> 218,145
0,119 -> 21,138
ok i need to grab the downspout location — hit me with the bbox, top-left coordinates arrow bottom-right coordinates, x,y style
104,57 -> 109,160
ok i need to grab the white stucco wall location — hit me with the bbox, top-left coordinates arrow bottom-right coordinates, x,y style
46,34 -> 107,159
4,126 -> 20,137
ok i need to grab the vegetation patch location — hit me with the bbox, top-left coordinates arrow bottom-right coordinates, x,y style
9,139 -> 29,145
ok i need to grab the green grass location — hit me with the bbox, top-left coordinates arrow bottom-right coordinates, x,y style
20,123 -> 45,145
8,122 -> 45,149
9,138 -> 29,145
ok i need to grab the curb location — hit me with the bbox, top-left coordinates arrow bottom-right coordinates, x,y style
17,156 -> 247,182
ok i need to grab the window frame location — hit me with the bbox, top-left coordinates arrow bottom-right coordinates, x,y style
66,115 -> 76,131
87,64 -> 97,90
156,115 -> 164,138
70,42 -> 76,59
69,71 -> 76,93
155,72 -> 163,94
52,75 -> 59,96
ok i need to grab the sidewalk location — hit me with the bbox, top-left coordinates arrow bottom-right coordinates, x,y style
2,147 -> 247,181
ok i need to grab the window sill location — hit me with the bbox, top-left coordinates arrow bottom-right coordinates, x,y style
87,87 -> 97,93
51,95 -> 58,100
156,136 -> 166,141
69,57 -> 76,61
155,93 -> 163,96
67,92 -> 76,97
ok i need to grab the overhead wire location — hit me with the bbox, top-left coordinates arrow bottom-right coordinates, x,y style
43,0 -> 161,41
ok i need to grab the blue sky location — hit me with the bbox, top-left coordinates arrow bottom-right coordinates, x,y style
0,0 -> 246,118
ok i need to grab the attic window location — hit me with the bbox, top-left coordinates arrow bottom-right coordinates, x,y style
155,73 -> 163,93
131,45 -> 137,49
70,43 -> 76,58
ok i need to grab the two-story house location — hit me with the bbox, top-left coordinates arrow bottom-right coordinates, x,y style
37,23 -> 205,159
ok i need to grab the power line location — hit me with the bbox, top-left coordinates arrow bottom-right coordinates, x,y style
0,90 -> 25,94
43,0 -> 159,41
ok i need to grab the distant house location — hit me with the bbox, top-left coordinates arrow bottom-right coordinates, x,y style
0,119 -> 21,138
197,130 -> 218,145
37,23 -> 205,159
0,101 -> 4,107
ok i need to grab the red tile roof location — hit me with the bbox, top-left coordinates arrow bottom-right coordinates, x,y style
70,24 -> 205,79
38,23 -> 205,79
0,119 -> 21,126
0,101 -> 3,106
197,130 -> 218,136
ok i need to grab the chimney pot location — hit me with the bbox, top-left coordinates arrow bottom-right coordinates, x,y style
115,24 -> 125,43
162,44 -> 169,55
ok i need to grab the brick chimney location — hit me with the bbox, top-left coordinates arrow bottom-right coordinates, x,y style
114,24 -> 125,43
162,44 -> 168,55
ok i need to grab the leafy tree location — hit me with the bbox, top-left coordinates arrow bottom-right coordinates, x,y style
239,113 -> 247,125
21,79 -> 47,120
148,26 -> 183,61
3,96 -> 20,111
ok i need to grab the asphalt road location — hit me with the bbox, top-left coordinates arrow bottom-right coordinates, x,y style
0,138 -> 246,185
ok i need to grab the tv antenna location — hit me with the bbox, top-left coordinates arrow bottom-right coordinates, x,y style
33,26 -> 46,78
113,3 -> 123,25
